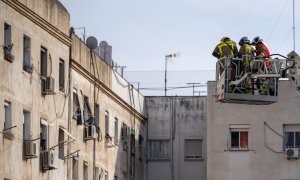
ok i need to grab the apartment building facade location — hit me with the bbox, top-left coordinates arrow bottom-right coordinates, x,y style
69,34 -> 146,180
0,0 -> 71,179
207,80 -> 300,180
0,0 -> 146,180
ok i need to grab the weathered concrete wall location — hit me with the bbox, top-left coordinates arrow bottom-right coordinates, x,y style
71,35 -> 145,115
17,0 -> 70,35
0,0 -> 70,179
207,80 -> 300,180
70,34 -> 147,180
146,96 -> 207,180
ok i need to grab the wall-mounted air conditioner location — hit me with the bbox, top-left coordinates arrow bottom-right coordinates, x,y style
43,76 -> 55,95
24,141 -> 37,159
121,126 -> 130,139
23,64 -> 33,74
285,148 -> 299,159
3,45 -> 14,62
84,125 -> 97,140
42,150 -> 55,170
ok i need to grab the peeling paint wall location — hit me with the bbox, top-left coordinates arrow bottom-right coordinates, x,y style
146,96 -> 207,180
70,34 -> 147,180
0,0 -> 70,179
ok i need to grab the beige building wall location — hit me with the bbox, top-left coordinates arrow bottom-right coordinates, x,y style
70,35 -> 146,180
0,0 -> 71,180
207,80 -> 300,180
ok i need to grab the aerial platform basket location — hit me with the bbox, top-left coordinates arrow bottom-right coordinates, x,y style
216,55 -> 295,105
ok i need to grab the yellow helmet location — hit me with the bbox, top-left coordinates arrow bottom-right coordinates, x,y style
221,37 -> 230,42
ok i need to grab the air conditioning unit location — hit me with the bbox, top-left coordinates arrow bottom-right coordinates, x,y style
4,48 -> 14,62
24,141 -> 37,159
121,126 -> 130,139
42,150 -> 55,170
43,76 -> 55,94
84,125 -> 97,140
285,148 -> 299,159
23,64 -> 33,73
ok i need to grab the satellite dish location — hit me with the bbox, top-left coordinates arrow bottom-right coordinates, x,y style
86,36 -> 98,49
99,41 -> 108,47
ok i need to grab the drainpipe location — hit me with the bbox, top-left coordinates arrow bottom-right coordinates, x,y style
67,31 -> 73,180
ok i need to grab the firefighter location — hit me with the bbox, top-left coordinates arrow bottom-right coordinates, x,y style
239,36 -> 255,72
238,37 -> 255,94
212,37 -> 238,76
251,36 -> 270,58
252,36 -> 271,95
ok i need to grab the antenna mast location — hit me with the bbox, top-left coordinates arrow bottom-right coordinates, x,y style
293,0 -> 295,51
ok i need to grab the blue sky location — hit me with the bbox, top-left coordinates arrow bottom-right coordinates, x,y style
59,0 -> 300,95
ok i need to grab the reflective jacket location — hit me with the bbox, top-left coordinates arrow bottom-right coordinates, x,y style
239,44 -> 255,65
213,39 -> 238,58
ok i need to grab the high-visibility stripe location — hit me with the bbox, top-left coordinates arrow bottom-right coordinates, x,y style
217,41 -> 235,57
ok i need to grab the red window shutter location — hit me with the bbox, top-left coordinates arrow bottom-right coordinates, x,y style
240,131 -> 248,148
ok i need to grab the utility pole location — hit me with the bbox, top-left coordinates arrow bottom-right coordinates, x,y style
293,0 -> 296,51
165,53 -> 180,96
187,83 -> 203,96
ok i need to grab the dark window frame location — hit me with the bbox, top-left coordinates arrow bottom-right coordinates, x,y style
23,35 -> 32,73
58,128 -> 65,160
4,22 -> 12,47
59,59 -> 65,92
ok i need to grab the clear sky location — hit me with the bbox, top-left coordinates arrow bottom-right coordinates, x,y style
59,0 -> 300,95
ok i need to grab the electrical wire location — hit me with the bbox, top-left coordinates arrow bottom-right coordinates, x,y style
139,84 -> 207,91
275,28 -> 293,51
267,0 -> 290,42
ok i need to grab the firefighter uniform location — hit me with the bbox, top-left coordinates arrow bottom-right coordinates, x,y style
212,37 -> 238,75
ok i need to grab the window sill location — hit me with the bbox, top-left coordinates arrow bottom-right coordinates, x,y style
185,157 -> 204,161
59,88 -> 65,93
228,147 -> 250,151
147,158 -> 170,162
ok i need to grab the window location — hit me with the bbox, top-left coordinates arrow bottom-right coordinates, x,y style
40,119 -> 49,151
23,35 -> 31,73
94,104 -> 100,137
58,128 -> 64,160
131,132 -> 135,155
148,140 -> 170,160
94,167 -> 99,180
59,59 -> 65,91
104,171 -> 108,180
83,161 -> 88,180
73,89 -> 82,125
72,158 -> 78,180
40,47 -> 47,78
83,96 -> 93,125
4,101 -> 12,133
23,110 -> 31,141
105,111 -> 109,135
185,139 -> 202,160
284,125 -> 300,148
4,23 -> 11,47
114,117 -> 118,145
40,47 -> 48,95
230,124 -> 249,150
138,135 -> 144,161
